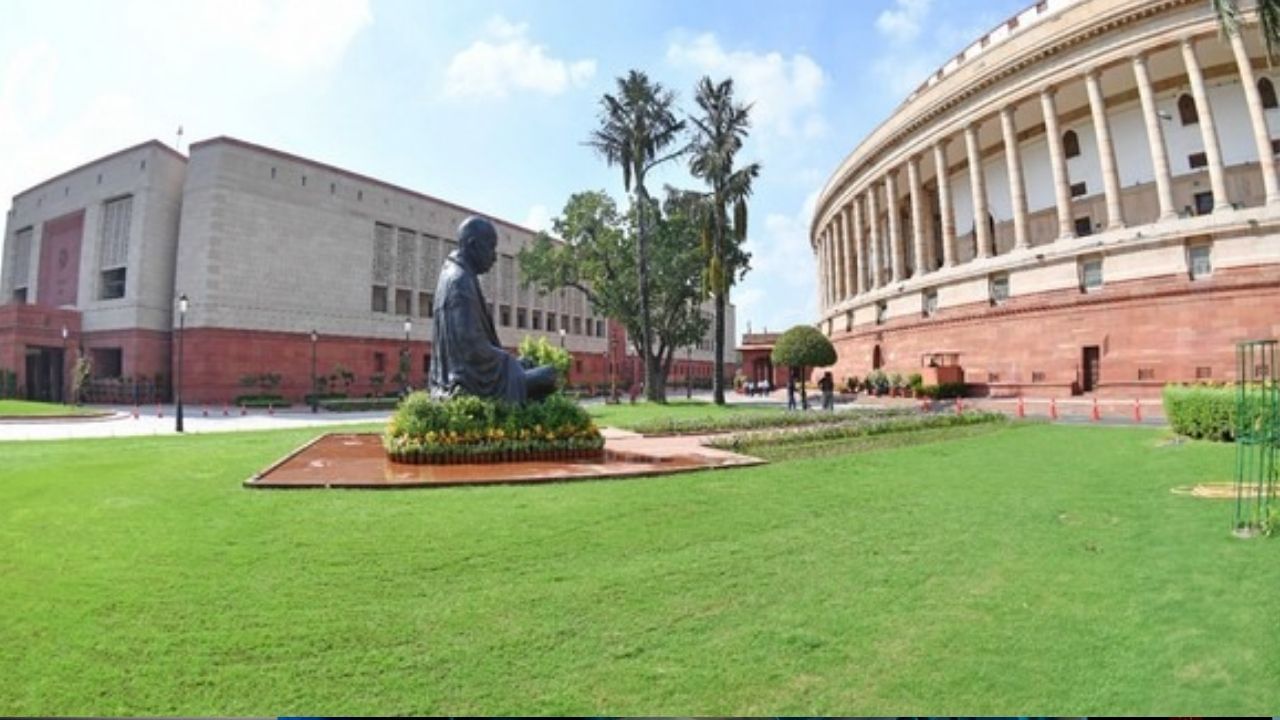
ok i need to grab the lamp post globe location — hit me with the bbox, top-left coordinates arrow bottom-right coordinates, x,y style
176,294 -> 188,433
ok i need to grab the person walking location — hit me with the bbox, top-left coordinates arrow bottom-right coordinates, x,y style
819,371 -> 834,411
786,373 -> 798,411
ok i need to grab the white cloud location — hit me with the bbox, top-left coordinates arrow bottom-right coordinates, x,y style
444,16 -> 597,99
523,204 -> 553,233
666,33 -> 826,140
875,0 -> 932,44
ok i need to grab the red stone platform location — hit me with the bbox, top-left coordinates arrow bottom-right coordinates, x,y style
246,432 -> 764,489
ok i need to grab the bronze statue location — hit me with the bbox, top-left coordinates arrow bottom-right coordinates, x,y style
429,216 -> 558,403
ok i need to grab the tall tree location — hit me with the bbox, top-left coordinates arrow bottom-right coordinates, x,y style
585,70 -> 687,402
518,190 -> 708,401
688,76 -> 761,405
1212,0 -> 1280,59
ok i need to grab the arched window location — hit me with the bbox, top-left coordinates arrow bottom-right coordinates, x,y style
1178,94 -> 1199,126
1063,130 -> 1080,159
1259,77 -> 1278,110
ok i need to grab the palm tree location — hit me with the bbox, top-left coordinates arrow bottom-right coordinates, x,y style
688,76 -> 761,405
586,70 -> 686,402
1213,0 -> 1280,58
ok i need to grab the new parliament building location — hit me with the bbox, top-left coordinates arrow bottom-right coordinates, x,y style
812,0 -> 1280,397
1,137 -> 734,403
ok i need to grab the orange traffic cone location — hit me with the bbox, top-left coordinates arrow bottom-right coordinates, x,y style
132,405 -> 140,419
1049,397 -> 1058,421
1133,398 -> 1142,423
955,397 -> 964,416
1091,397 -> 1101,422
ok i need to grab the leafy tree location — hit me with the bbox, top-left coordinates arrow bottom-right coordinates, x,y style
586,70 -> 687,402
771,325 -> 837,410
518,190 -> 708,401
688,76 -> 761,406
1212,0 -> 1280,59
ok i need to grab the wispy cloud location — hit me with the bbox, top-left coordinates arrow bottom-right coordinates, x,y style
870,0 -> 1001,101
444,16 -> 597,100
735,189 -> 820,333
875,0 -> 932,44
666,33 -> 827,140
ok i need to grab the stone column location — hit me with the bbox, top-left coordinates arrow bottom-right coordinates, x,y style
885,172 -> 904,282
841,204 -> 855,298
1229,29 -> 1280,204
908,155 -> 926,276
853,195 -> 866,295
1040,87 -> 1076,239
1084,68 -> 1126,230
933,139 -> 957,266
867,185 -> 882,289
1132,53 -> 1177,220
964,122 -> 992,259
1000,105 -> 1030,250
1181,36 -> 1232,213
833,214 -> 845,302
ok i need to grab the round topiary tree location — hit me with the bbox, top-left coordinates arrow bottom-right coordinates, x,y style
771,324 -> 837,410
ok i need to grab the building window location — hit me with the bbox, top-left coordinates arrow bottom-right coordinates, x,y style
373,352 -> 386,373
532,310 -> 542,330
1074,216 -> 1093,237
1138,368 -> 1155,381
573,317 -> 582,335
1260,77 -> 1278,109
562,314 -> 570,333
91,348 -> 123,378
12,288 -> 27,303
371,285 -> 388,313
270,167 -> 277,179
500,305 -> 511,327
100,268 -> 126,300
845,310 -> 853,331
1063,130 -> 1080,159
1080,258 -> 1103,292
418,292 -> 432,318
423,354 -> 432,374
1069,181 -> 1088,198
1188,152 -> 1208,170
1178,94 -> 1198,125
1194,191 -> 1214,216
1188,244 -> 1212,279
987,372 -> 1001,383
516,308 -> 527,329
546,313 -> 556,333
923,289 -> 938,317
597,320 -> 605,337
989,274 -> 1009,305
1196,366 -> 1212,379
395,289 -> 412,315
875,301 -> 887,325
99,195 -> 133,275
1031,371 -> 1046,383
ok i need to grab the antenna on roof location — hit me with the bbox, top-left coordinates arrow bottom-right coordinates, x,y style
175,125 -> 184,153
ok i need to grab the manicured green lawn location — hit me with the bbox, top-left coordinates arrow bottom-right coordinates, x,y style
1,424 -> 1276,715
587,398 -> 783,429
0,399 -> 102,417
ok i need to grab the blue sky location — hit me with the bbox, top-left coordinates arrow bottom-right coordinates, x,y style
0,0 -> 1029,338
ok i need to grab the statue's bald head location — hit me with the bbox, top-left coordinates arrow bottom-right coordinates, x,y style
457,216 -> 498,273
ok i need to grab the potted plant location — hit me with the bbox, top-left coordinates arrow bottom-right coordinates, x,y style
908,373 -> 924,398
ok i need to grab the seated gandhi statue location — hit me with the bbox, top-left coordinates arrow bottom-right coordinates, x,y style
428,216 -> 559,403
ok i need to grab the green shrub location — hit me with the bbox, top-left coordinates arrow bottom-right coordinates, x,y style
628,407 -> 909,436
384,391 -> 603,462
709,412 -> 1006,453
1162,384 -> 1275,442
234,394 -> 289,408
518,336 -> 571,385
908,373 -> 924,392
319,397 -> 398,412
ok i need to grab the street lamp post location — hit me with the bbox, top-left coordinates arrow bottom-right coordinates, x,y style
60,325 -> 69,404
310,329 -> 318,413
402,317 -> 412,394
687,345 -> 693,400
176,294 -> 188,433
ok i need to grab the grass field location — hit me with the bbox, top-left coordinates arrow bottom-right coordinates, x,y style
586,399 -> 785,429
1,422 -> 1276,715
0,399 -> 103,417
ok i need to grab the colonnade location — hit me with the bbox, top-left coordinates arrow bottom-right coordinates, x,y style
815,29 -> 1280,312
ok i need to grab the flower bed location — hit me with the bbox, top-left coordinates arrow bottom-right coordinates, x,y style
383,392 -> 604,465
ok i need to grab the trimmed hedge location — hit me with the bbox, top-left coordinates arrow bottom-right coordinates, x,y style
628,407 -> 910,436
709,411 -> 1006,452
319,397 -> 400,412
234,394 -> 290,408
919,382 -> 967,399
1163,384 -> 1276,442
383,392 -> 603,464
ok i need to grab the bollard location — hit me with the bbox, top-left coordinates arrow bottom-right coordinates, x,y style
1091,397 -> 1100,422
223,402 -> 230,417
1016,396 -> 1025,419
1133,398 -> 1142,423
1049,397 -> 1058,421
156,402 -> 163,419
132,405 -> 140,420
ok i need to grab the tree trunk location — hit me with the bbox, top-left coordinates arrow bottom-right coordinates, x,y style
712,200 -> 727,406
713,288 -> 726,405
635,184 -> 660,403
800,365 -> 808,410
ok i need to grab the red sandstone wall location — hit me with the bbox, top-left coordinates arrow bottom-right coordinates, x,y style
825,266 -> 1280,398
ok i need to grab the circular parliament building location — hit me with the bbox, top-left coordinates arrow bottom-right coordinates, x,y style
812,0 -> 1280,398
